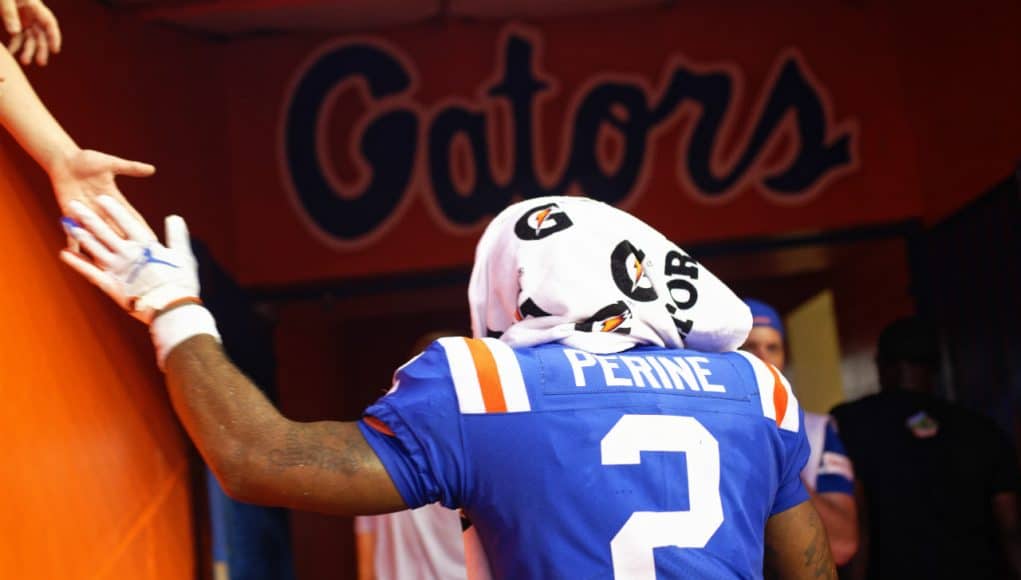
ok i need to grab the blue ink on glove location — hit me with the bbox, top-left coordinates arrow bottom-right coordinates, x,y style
126,247 -> 179,283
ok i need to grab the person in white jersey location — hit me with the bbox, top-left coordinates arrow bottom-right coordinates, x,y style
355,504 -> 465,580
740,298 -> 859,565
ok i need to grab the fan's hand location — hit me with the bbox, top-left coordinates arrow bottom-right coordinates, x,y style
50,148 -> 156,239
4,0 -> 60,66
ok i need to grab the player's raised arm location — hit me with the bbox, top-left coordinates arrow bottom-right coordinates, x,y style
61,196 -> 405,516
765,501 -> 837,580
164,335 -> 405,515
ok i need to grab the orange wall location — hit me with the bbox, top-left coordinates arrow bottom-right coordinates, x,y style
0,1 -> 233,578
0,149 -> 195,578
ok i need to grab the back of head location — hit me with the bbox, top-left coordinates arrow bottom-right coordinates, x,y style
468,196 -> 752,354
875,316 -> 941,394
744,298 -> 785,338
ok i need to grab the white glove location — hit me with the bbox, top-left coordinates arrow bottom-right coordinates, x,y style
61,196 -> 198,323
60,195 -> 220,367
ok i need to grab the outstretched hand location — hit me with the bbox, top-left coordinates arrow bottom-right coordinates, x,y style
60,195 -> 199,324
3,0 -> 60,66
49,148 -> 157,236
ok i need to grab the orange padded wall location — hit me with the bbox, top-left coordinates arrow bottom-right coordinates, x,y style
0,150 -> 195,578
0,0 -> 234,577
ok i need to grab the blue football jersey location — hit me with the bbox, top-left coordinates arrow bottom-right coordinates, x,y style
359,338 -> 809,579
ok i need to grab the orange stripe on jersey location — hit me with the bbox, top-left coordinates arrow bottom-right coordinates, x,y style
766,363 -> 788,427
463,338 -> 507,413
364,415 -> 395,436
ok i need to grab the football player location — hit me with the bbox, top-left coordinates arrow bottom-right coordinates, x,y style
61,194 -> 836,579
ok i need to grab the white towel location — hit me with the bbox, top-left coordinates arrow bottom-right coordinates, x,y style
468,196 -> 751,354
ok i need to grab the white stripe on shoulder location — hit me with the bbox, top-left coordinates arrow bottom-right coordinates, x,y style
481,338 -> 531,413
734,350 -> 777,423
775,368 -> 800,433
437,337 -> 485,413
388,352 -> 424,394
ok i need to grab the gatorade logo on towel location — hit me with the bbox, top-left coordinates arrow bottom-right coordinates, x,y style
514,202 -> 574,240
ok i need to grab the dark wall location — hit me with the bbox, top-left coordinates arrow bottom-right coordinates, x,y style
912,175 -> 1021,434
273,285 -> 470,579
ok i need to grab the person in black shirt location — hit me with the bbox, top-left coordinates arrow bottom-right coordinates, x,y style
832,317 -> 1021,579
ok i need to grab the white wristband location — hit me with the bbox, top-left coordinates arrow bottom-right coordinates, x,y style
150,304 -> 221,369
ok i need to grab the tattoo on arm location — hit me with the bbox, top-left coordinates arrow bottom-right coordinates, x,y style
165,336 -> 406,514
803,510 -> 838,579
266,424 -> 370,476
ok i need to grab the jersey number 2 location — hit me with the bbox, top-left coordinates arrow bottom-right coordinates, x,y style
601,415 -> 723,578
